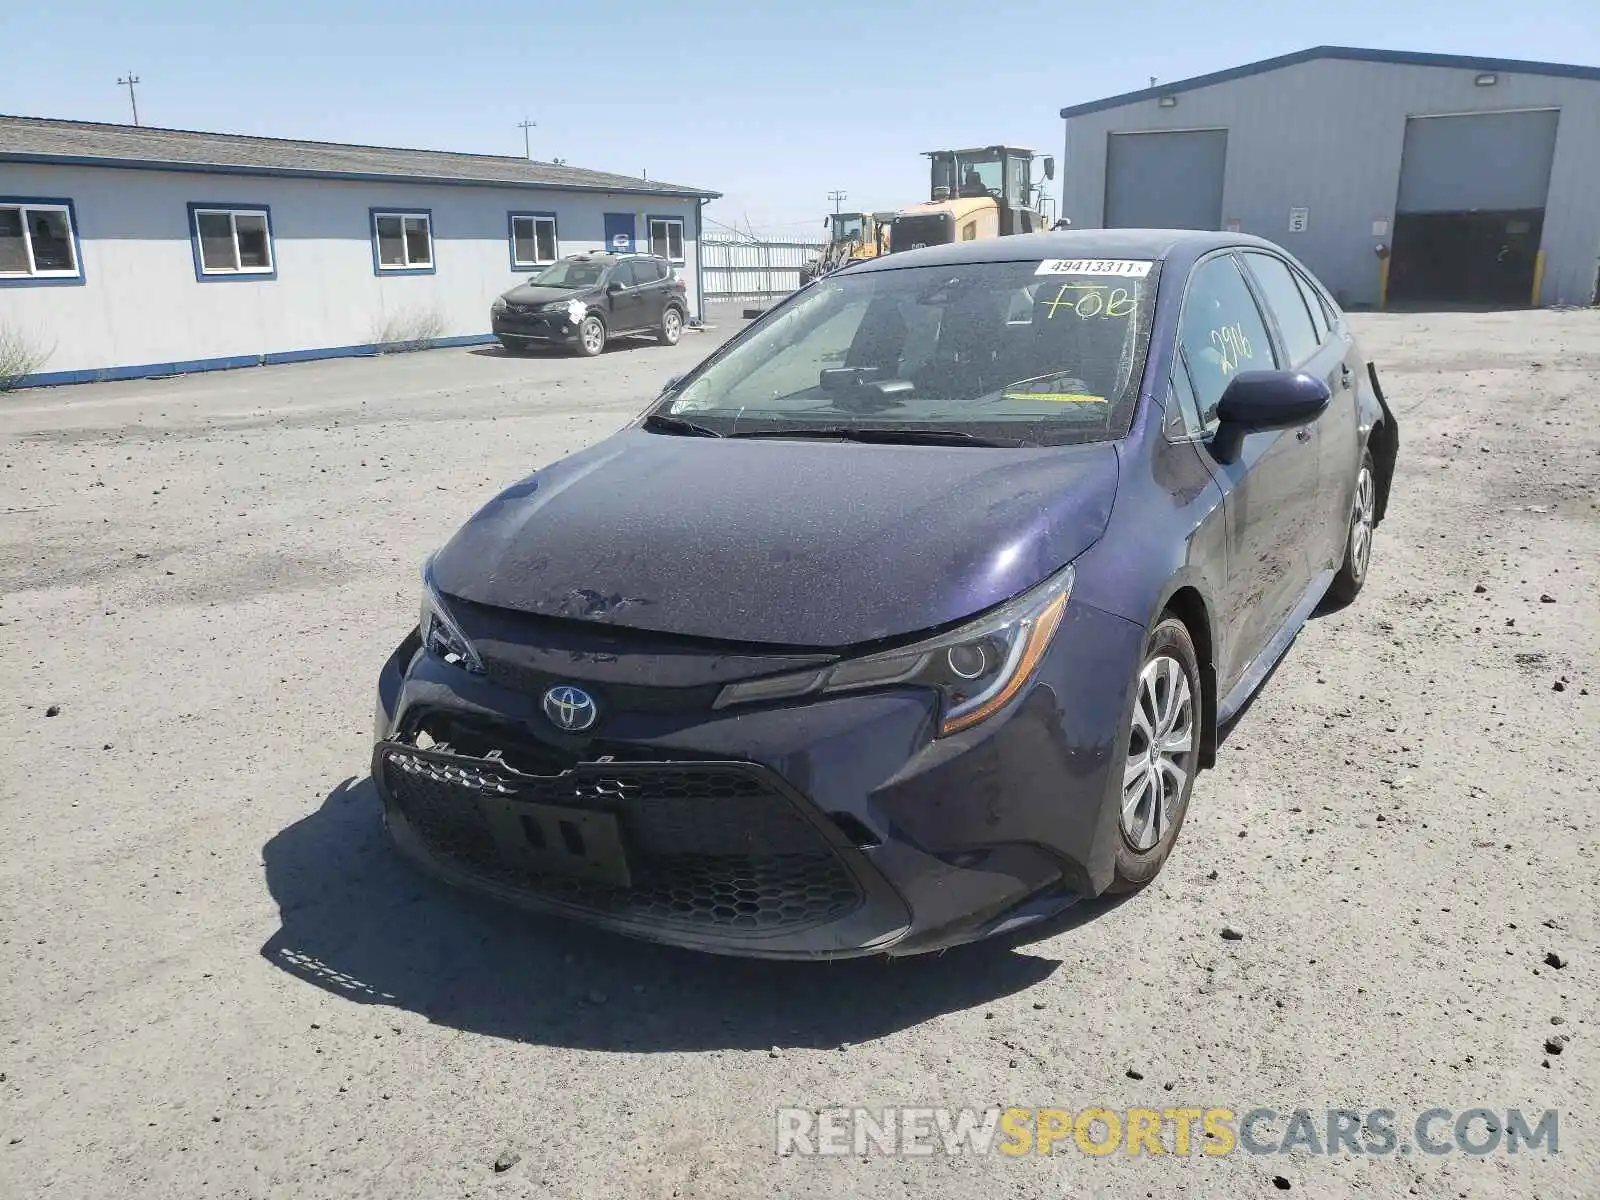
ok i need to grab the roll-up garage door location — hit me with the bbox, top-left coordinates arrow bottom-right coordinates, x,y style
1389,109 -> 1560,306
1396,109 -> 1560,213
1104,129 -> 1227,230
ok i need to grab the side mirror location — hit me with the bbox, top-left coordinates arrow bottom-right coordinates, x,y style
1042,156 -> 1056,181
1210,370 -> 1330,462
606,280 -> 626,294
823,216 -> 831,228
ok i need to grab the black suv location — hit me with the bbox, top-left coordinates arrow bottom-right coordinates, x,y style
491,252 -> 689,357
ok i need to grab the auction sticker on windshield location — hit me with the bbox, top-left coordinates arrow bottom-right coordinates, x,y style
1035,259 -> 1152,277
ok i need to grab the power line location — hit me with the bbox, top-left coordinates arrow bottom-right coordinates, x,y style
517,118 -> 536,160
826,190 -> 847,214
117,72 -> 141,125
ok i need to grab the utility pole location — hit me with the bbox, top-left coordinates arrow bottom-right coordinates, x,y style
1149,76 -> 1158,88
118,72 -> 142,125
827,189 -> 847,214
517,118 -> 536,160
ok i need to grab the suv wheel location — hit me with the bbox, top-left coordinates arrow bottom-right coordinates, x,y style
575,315 -> 606,358
658,307 -> 684,346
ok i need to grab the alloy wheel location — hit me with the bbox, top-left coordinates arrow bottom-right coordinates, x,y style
1350,464 -> 1376,581
581,318 -> 605,355
1122,655 -> 1195,852
663,309 -> 682,344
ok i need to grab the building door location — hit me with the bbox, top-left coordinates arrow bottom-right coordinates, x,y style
1104,129 -> 1227,230
603,212 -> 636,254
1388,109 -> 1560,306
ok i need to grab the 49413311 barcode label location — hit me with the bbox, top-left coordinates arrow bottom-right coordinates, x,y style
1035,258 -> 1153,277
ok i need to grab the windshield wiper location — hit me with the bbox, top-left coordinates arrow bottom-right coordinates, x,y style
643,411 -> 722,437
728,426 -> 1011,447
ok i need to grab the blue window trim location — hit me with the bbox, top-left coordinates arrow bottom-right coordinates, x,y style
507,210 -> 559,271
186,201 -> 277,283
0,195 -> 86,287
369,207 -> 436,276
645,213 -> 687,264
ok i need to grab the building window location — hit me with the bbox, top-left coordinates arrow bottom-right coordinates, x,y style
188,205 -> 275,279
371,210 -> 434,273
648,216 -> 685,263
509,212 -> 558,268
0,198 -> 82,283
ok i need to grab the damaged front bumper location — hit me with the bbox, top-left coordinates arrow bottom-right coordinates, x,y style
370,602 -> 1140,958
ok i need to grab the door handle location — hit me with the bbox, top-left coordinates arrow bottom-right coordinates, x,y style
1339,363 -> 1354,387
1296,427 -> 1313,443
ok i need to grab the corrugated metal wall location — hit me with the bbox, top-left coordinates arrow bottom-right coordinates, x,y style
702,235 -> 825,301
1062,56 -> 1600,306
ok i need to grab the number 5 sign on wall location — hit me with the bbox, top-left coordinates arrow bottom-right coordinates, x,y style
1288,207 -> 1309,234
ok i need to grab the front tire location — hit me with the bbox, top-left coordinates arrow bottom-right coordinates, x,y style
657,306 -> 684,346
1325,446 -> 1377,607
1109,617 -> 1202,893
575,315 -> 606,358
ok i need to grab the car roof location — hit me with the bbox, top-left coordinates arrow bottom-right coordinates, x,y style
851,228 -> 1288,275
562,251 -> 665,262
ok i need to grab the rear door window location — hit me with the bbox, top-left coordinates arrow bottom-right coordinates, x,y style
1242,252 -> 1322,367
1178,255 -> 1277,433
1293,268 -> 1335,339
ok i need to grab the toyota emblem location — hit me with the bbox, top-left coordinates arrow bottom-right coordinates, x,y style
541,684 -> 598,733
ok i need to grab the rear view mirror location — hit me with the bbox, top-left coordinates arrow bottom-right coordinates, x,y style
1211,370 -> 1330,462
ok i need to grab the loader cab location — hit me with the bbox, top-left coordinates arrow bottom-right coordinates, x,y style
893,146 -> 1054,252
826,212 -> 867,245
929,146 -> 1036,208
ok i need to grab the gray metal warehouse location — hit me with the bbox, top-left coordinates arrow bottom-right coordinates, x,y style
1059,46 -> 1600,308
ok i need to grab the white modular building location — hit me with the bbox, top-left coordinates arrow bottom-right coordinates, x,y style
0,115 -> 720,386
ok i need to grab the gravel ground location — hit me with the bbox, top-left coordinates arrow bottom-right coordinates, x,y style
1,307 -> 1596,1200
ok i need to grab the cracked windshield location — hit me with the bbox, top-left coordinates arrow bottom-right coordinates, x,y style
667,259 -> 1154,444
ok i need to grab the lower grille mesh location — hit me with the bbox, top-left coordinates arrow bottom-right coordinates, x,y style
380,747 -> 862,934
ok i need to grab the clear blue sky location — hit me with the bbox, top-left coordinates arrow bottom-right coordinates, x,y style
3,0 -> 1597,236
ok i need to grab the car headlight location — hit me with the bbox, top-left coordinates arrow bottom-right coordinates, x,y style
542,299 -> 588,323
713,564 -> 1073,736
419,559 -> 484,674
491,296 -> 508,312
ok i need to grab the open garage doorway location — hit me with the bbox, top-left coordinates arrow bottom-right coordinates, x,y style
1388,109 -> 1559,307
1389,210 -> 1544,306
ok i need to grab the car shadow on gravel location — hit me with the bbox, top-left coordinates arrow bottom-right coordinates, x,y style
259,777 -> 1075,1051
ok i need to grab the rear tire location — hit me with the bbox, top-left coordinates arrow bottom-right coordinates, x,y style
1108,617 -> 1202,894
575,315 -> 606,358
657,306 -> 684,346
1325,446 -> 1377,607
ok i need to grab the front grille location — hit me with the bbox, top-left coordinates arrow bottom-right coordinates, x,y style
378,745 -> 863,935
478,655 -> 721,714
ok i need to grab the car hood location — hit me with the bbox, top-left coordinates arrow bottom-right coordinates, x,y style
430,428 -> 1120,647
501,283 -> 596,305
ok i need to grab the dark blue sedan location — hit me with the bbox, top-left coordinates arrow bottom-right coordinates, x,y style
371,230 -> 1398,958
